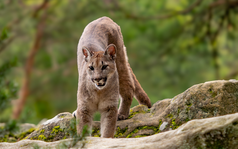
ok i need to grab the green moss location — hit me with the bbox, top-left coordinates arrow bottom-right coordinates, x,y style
171,119 -> 176,126
0,135 -> 9,142
94,135 -> 100,137
142,126 -> 157,132
126,124 -> 161,138
19,127 -> 36,140
186,107 -> 190,114
186,103 -> 192,107
59,115 -> 65,118
158,120 -> 162,130
32,136 -> 38,140
209,88 -> 213,94
177,108 -> 180,115
40,129 -> 45,133
128,111 -> 140,119
63,136 -> 67,139
212,92 -> 217,97
33,125 -> 64,141
208,88 -> 217,97
186,117 -> 190,122
170,119 -> 180,130
51,126 -> 63,134
128,107 -> 150,119
135,135 -> 147,138
38,134 -> 46,141
28,128 -> 36,133
126,129 -> 138,138
114,126 -> 128,138
166,114 -> 173,119
0,121 -> 21,142
92,127 -> 101,137
47,135 -> 54,140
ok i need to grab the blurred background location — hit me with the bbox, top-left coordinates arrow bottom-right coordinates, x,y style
0,0 -> 238,124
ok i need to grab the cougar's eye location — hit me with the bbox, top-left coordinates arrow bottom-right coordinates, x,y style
102,65 -> 108,70
89,66 -> 94,70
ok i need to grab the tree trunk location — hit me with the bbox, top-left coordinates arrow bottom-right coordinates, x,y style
12,0 -> 49,119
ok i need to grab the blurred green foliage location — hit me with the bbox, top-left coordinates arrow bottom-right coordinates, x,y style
0,26 -> 18,113
0,0 -> 238,124
0,119 -> 19,142
0,58 -> 18,111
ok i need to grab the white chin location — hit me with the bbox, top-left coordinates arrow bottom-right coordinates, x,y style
95,84 -> 105,90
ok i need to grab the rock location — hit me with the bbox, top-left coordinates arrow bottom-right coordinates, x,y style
23,80 -> 238,141
109,79 -> 238,138
2,112 -> 238,149
17,123 -> 36,135
16,123 -> 36,140
26,112 -> 75,142
0,122 -> 36,142
36,118 -> 48,127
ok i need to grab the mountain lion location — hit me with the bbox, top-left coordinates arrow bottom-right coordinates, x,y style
74,17 -> 151,138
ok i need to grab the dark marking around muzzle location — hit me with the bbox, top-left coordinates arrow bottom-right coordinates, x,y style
92,77 -> 107,86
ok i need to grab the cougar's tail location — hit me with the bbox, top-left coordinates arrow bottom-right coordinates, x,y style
123,46 -> 152,108
130,68 -> 152,108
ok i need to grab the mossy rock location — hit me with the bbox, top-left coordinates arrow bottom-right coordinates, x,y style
109,80 -> 238,138
3,112 -> 238,148
26,112 -> 74,142
0,123 -> 36,142
24,80 -> 238,141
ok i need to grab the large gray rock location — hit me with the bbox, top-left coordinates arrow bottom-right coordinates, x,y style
25,112 -> 74,142
1,112 -> 238,149
103,79 -> 238,138
24,80 -> 238,140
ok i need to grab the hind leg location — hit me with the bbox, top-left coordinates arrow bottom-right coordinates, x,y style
130,67 -> 151,108
115,45 -> 135,120
121,46 -> 151,108
117,66 -> 151,120
117,79 -> 134,120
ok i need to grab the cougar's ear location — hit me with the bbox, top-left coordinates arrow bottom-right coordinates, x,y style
82,47 -> 92,62
104,44 -> 117,60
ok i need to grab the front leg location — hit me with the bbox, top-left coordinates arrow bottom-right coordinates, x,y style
100,105 -> 118,138
76,107 -> 93,136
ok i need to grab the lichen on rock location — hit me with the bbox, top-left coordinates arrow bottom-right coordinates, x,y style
19,80 -> 238,141
25,112 -> 74,142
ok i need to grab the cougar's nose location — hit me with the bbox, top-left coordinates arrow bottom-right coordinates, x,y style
94,78 -> 101,82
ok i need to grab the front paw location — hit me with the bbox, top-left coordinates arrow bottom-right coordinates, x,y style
72,110 -> 77,118
117,113 -> 127,121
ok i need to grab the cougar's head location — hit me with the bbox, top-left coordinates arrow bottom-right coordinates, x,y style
82,44 -> 117,89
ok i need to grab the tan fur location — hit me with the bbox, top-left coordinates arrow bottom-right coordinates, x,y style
75,17 -> 151,138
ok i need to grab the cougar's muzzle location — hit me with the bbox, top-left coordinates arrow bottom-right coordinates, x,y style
92,77 -> 107,89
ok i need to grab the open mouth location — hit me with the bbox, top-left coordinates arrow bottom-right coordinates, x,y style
97,83 -> 105,87
92,78 -> 107,89
95,83 -> 106,89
